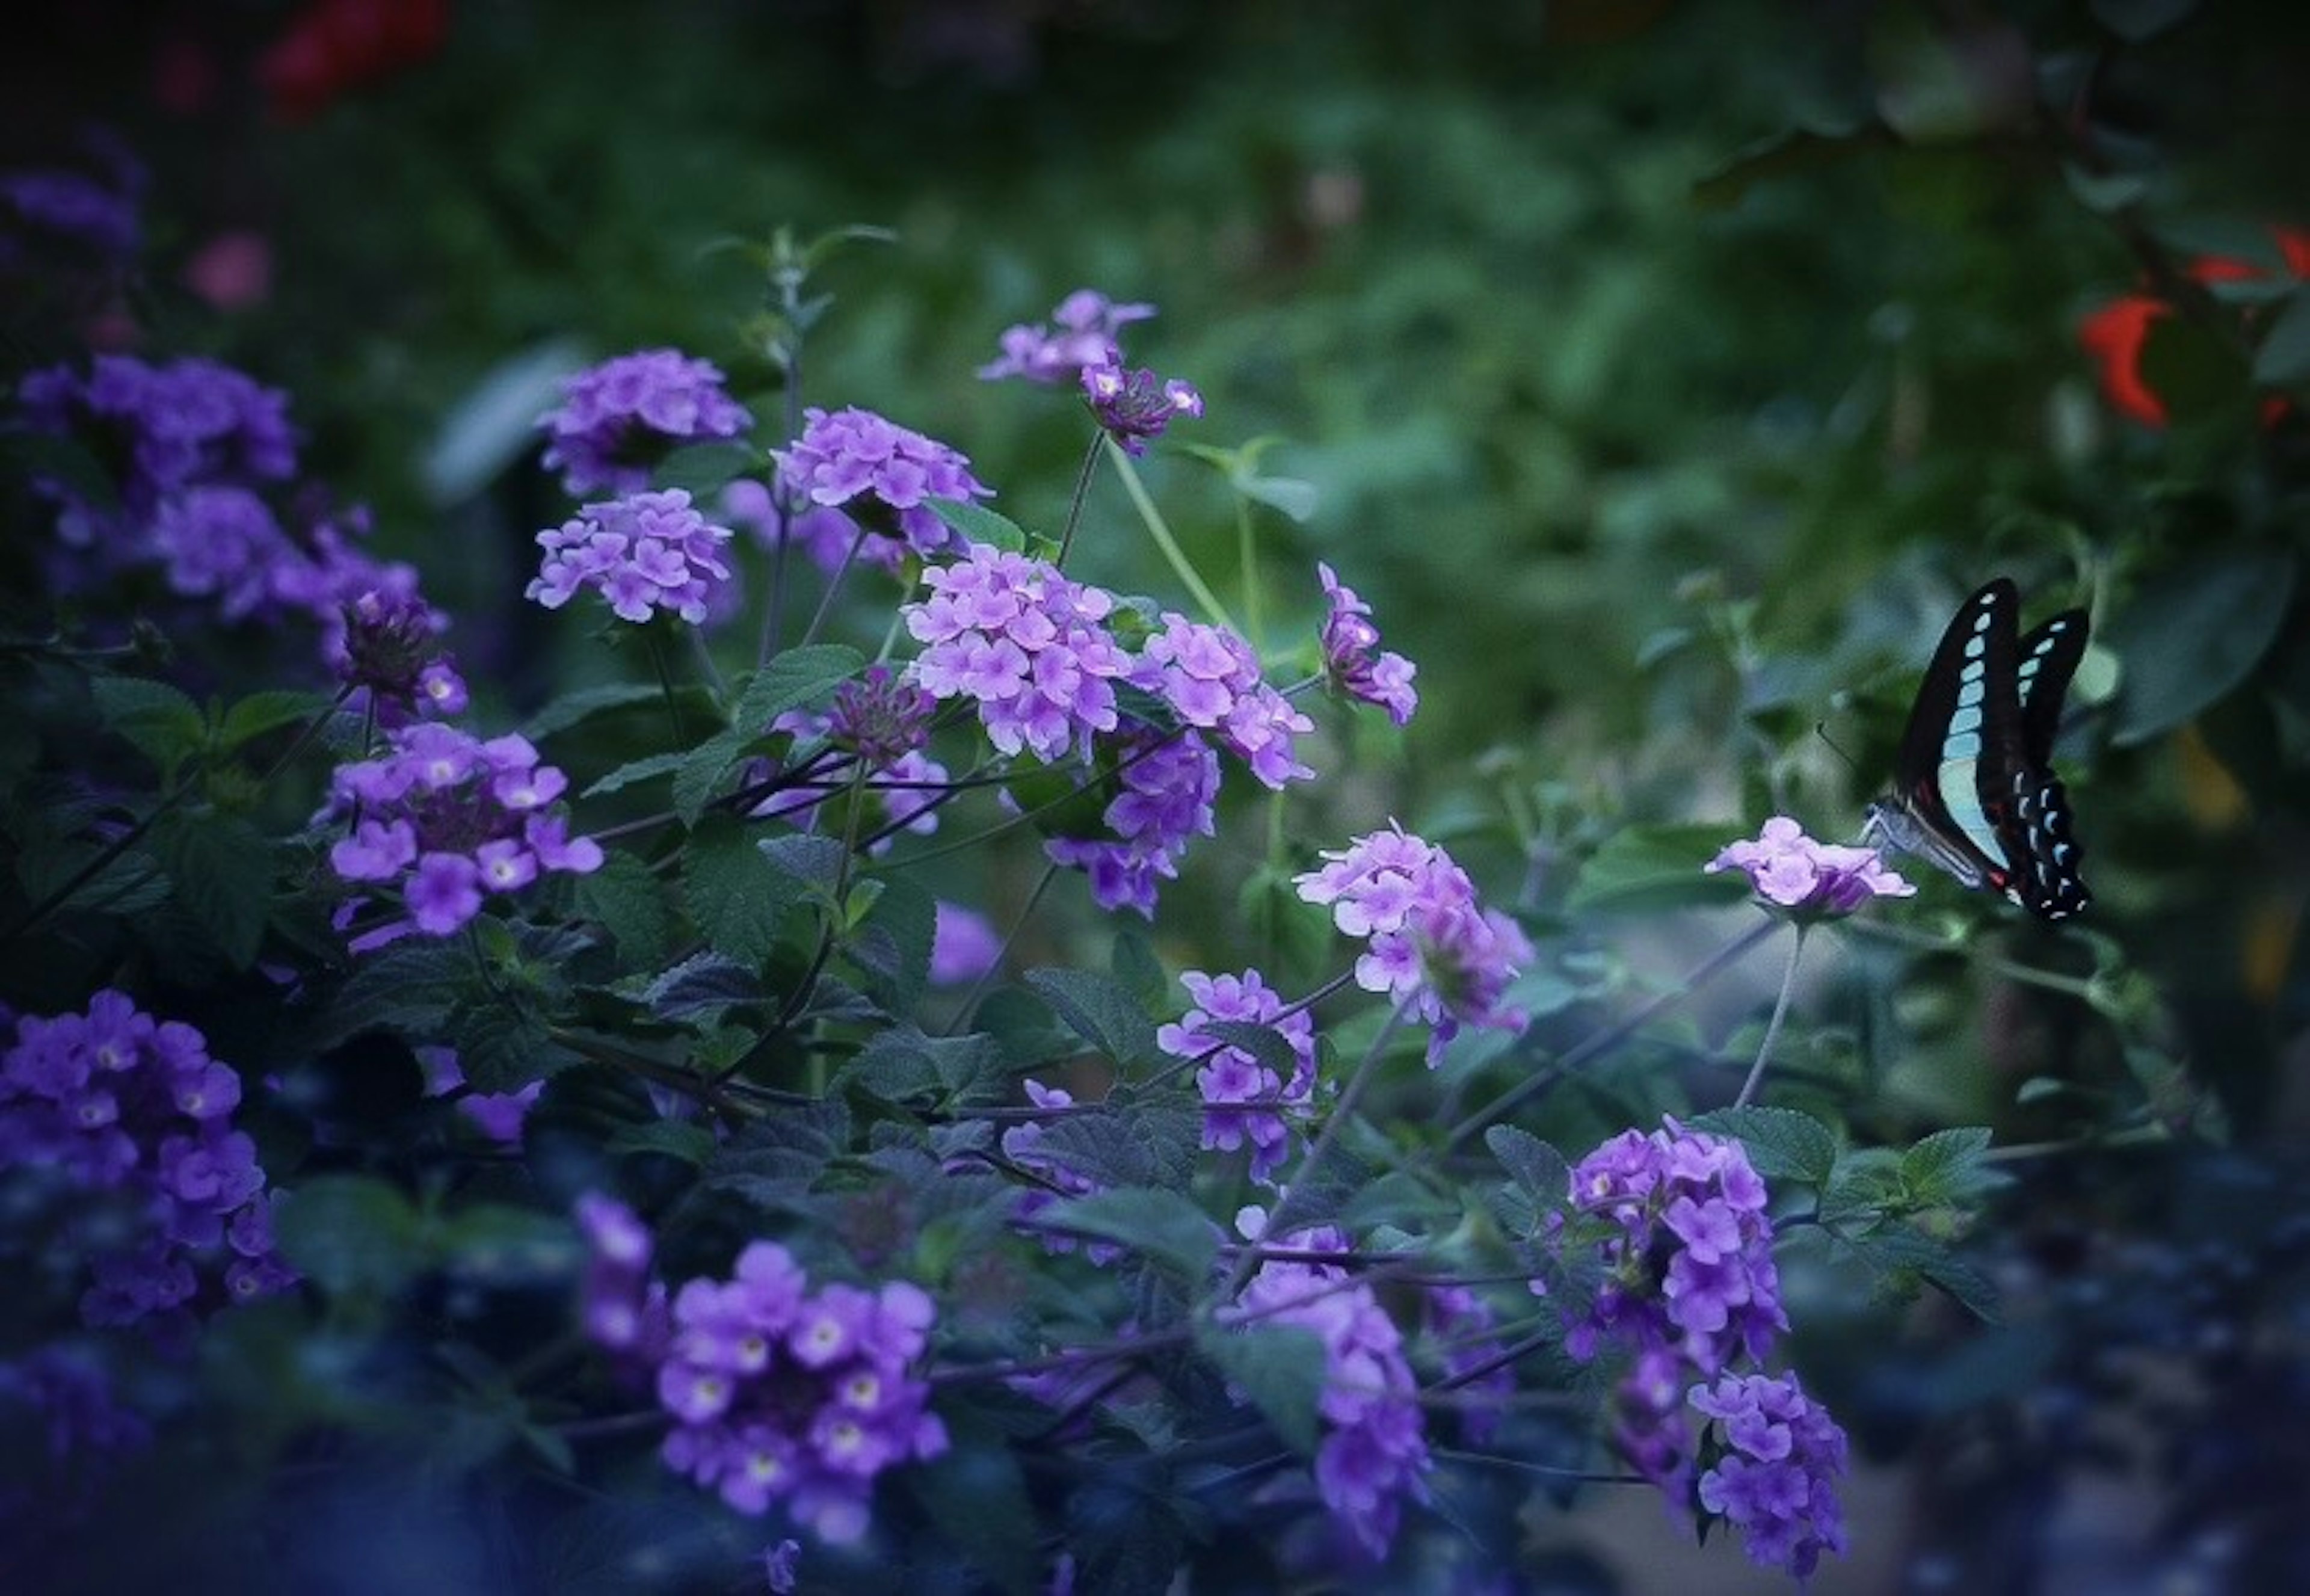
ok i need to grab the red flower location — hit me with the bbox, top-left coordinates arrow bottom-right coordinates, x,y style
259,0 -> 449,124
2076,224 -> 2310,428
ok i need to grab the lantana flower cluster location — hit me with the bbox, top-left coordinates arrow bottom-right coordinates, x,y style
329,584 -> 466,725
0,992 -> 297,1334
576,1195 -> 948,1543
1080,350 -> 1204,456
978,289 -> 1156,384
536,348 -> 753,499
1317,563 -> 1418,726
526,487 -> 736,626
1547,1120 -> 1846,1578
1156,968 -> 1317,1186
998,1079 -> 1120,1265
752,666 -> 950,855
1708,816 -> 1914,917
1041,728 -> 1222,916
325,723 -> 602,950
1133,612 -> 1314,790
1692,1370 -> 1851,1582
1295,824 -> 1533,1063
1228,1215 -> 1430,1563
769,405 -> 995,570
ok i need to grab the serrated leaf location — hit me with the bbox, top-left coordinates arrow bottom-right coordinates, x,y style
1486,1124 -> 1571,1204
671,728 -> 750,821
651,440 -> 759,497
606,1118 -> 718,1167
1026,967 -> 1160,1068
303,940 -> 473,1050
683,813 -> 801,970
524,683 -> 673,741
449,1001 -> 582,1093
732,644 -> 867,732
1024,1102 -> 1199,1192
758,831 -> 848,898
218,690 -> 332,751
93,676 -> 206,776
1194,1019 -> 1304,1083
642,951 -> 769,1021
573,848 -> 672,966
1684,1105 -> 1840,1185
149,809 -> 273,968
1900,1126 -> 2006,1204
1841,1222 -> 2003,1322
1569,824 -> 1754,914
847,869 -> 936,1012
921,495 -> 1028,553
1040,1187 -> 1219,1278
1200,1322 -> 1327,1454
843,1024 -> 1009,1108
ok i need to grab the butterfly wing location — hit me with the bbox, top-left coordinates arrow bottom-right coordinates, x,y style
2013,608 -> 2090,765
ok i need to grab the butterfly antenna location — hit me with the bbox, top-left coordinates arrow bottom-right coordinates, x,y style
1814,720 -> 1861,774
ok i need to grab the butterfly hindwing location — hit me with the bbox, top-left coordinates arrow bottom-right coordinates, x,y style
2013,608 -> 2089,765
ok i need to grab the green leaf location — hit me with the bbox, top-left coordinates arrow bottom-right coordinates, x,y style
1486,1124 -> 1571,1204
574,848 -> 672,965
683,814 -> 801,970
670,728 -> 749,821
1111,928 -> 1169,1011
910,1422 -> 1042,1595
651,440 -> 759,497
1685,1105 -> 1840,1185
582,750 -> 688,799
420,337 -> 587,504
642,952 -> 769,1022
1195,1019 -> 1304,1084
1840,1221 -> 2003,1322
605,1118 -> 718,1168
218,690 -> 332,752
1199,1322 -> 1327,1454
149,809 -> 273,968
732,644 -> 867,731
1568,823 -> 1753,914
303,940 -> 473,1050
1040,1187 -> 1219,1278
523,682 -> 673,741
93,676 -> 206,776
1023,1101 -> 1200,1192
843,1024 -> 1009,1108
1899,1126 -> 2007,1205
2090,0 -> 2198,42
2107,551 -> 2298,746
274,1175 -> 428,1298
1026,967 -> 1160,1068
448,1001 -> 582,1093
2252,286 -> 2310,386
846,869 -> 937,1012
438,1203 -> 581,1284
1235,473 -> 1320,523
922,495 -> 1029,553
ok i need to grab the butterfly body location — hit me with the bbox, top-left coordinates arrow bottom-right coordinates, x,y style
1862,579 -> 2091,921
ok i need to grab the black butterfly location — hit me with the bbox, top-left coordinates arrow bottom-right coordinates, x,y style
1862,578 -> 2092,920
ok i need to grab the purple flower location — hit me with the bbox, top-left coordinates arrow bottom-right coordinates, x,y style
579,1218 -> 947,1544
769,407 -> 994,570
325,723 -> 600,950
904,544 -> 1132,762
2,168 -> 139,258
929,901 -> 1002,987
1156,968 -> 1316,1185
1131,613 -> 1314,789
1423,1285 -> 1514,1447
1080,348 -> 1204,455
1042,726 -> 1220,918
538,348 -> 753,499
0,995 -> 295,1335
1317,563 -> 1418,726
749,667 -> 950,857
1227,1215 -> 1429,1561
979,289 -> 1157,384
1000,1080 -> 1119,1263
1707,817 -> 1914,917
528,488 -> 735,626
1692,1370 -> 1849,1579
1295,824 -> 1533,1064
330,585 -> 462,726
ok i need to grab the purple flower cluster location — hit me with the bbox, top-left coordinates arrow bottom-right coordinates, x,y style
18,355 -> 297,547
575,1196 -> 948,1543
905,544 -> 1132,762
416,1045 -> 541,1145
326,723 -> 603,951
1229,1215 -> 1429,1562
1295,824 -> 1533,1064
1156,968 -> 1316,1185
1317,563 -> 1418,726
752,668 -> 950,857
1423,1284 -> 1513,1448
1546,1120 -> 1846,1576
2,167 -> 139,260
1042,727 -> 1221,918
999,1080 -> 1118,1263
1707,817 -> 1913,917
1692,1371 -> 1850,1579
770,406 -> 994,572
527,488 -> 735,626
1133,612 -> 1314,789
979,289 -> 1157,384
576,1193 -> 670,1362
537,348 -> 753,499
330,584 -> 466,725
1081,351 -> 1204,456
0,992 -> 296,1334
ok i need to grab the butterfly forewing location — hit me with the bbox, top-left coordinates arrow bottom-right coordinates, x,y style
1880,578 -> 2091,921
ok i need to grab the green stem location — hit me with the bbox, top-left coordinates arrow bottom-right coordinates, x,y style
1106,438 -> 1237,633
1054,429 -> 1106,568
1233,491 -> 1263,651
645,630 -> 689,743
1732,922 -> 1807,1109
942,860 -> 1059,1035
